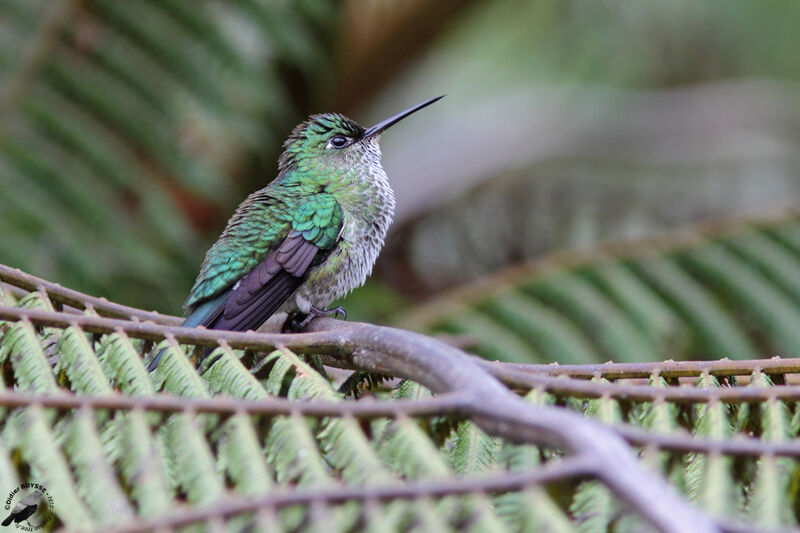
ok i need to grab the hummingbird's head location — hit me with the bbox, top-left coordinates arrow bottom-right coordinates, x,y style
278,113 -> 368,174
277,96 -> 445,174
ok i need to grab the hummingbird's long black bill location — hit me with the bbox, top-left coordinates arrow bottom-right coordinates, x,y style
364,95 -> 445,138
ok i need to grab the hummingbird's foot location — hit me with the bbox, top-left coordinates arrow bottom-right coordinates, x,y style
298,305 -> 347,328
282,306 -> 347,331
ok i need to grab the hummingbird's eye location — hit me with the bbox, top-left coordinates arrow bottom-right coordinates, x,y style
329,135 -> 349,149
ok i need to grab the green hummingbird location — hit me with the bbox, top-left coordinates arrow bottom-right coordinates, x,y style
149,96 -> 443,370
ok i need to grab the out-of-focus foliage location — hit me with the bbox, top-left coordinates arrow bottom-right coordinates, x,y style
401,211 -> 800,364
370,0 -> 800,298
3,0 -> 799,324
0,0 -> 338,311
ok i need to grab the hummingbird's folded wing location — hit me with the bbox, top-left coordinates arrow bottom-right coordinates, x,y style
190,192 -> 344,333
203,231 -> 319,332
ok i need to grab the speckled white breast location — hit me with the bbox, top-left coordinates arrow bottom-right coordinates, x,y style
292,138 -> 395,313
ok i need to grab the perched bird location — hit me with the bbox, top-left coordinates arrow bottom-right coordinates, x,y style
149,96 -> 443,370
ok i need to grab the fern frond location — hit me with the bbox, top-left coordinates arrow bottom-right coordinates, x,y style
154,338 -> 210,399
114,409 -> 173,517
441,310 -> 540,363
56,326 -> 113,396
637,376 -> 680,474
496,388 -> 573,533
497,487 -> 575,533
317,416 -> 394,485
483,289 -> 598,364
0,284 -> 16,305
746,371 -> 795,528
586,263 -> 687,354
161,413 -> 224,505
682,245 -> 800,353
570,382 -> 622,532
384,381 -> 508,532
1,320 -> 58,393
0,439 -> 19,500
528,274 -> 658,362
217,413 -> 272,495
204,344 -> 268,400
570,480 -> 617,533
451,420 -> 501,475
95,332 -> 156,396
463,495 -> 512,533
266,411 -> 333,487
271,347 -> 395,486
685,374 -> 737,519
407,498 -> 452,533
13,405 -> 93,527
62,409 -> 134,523
381,414 -> 453,482
631,257 -> 755,357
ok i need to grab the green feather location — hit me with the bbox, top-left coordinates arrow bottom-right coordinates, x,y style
185,180 -> 343,309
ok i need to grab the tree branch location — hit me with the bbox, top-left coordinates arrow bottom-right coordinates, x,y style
0,390 -> 468,419
484,364 -> 800,403
102,455 -> 595,533
0,265 -> 182,325
0,305 -> 722,532
306,318 -> 720,533
481,356 -> 800,379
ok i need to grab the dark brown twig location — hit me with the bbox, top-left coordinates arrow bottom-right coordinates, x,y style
0,390 -> 468,419
0,265 -> 182,325
90,455 -> 597,533
616,424 -> 800,458
3,306 -> 793,405
485,364 -> 800,403
482,356 -> 800,379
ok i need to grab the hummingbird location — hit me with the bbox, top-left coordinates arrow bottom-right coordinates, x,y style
148,96 -> 443,370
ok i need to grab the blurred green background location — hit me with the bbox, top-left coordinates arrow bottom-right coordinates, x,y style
3,0 -> 800,362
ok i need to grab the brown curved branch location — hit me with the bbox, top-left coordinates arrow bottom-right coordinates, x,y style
2,382 -> 796,460
100,455 -> 595,533
0,305 -> 721,531
615,424 -> 800,458
305,318 -> 720,533
483,356 -> 800,379
484,364 -> 800,403
0,265 -> 182,325
323,353 -> 800,404
6,307 -> 800,464
0,305 -> 324,349
0,390 -> 468,419
3,306 -> 795,406
3,306 -> 795,442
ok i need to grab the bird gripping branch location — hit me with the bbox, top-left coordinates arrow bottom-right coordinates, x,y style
149,96 -> 444,370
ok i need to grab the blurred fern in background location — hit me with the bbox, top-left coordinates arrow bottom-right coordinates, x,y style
3,0 -> 800,356
0,0 -> 338,311
402,212 -> 800,363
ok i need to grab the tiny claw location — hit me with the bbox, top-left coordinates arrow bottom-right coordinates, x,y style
298,306 -> 347,328
329,306 -> 347,320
